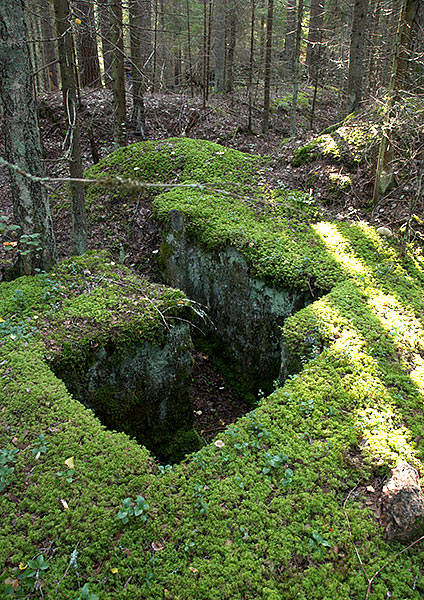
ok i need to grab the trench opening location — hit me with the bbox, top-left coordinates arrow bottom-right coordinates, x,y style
50,321 -> 288,465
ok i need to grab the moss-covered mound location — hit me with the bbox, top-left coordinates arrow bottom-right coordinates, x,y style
0,252 -> 200,463
1,138 -> 424,599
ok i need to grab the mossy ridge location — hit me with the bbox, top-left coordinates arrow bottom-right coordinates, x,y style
0,250 -> 189,362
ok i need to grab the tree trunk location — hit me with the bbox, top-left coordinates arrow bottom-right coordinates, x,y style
140,0 -> 152,87
97,0 -> 113,88
306,0 -> 324,80
262,0 -> 274,134
129,0 -> 146,138
202,0 -> 207,108
214,0 -> 226,92
290,0 -> 304,137
247,0 -> 256,132
53,0 -> 87,255
152,0 -> 159,92
345,0 -> 369,115
0,0 -> 57,274
110,0 -> 127,147
39,0 -> 59,90
226,0 -> 237,94
186,0 -> 194,96
372,0 -> 418,203
283,0 -> 296,78
75,0 -> 101,88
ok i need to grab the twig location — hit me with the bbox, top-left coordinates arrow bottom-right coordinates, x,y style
343,482 -> 424,600
365,535 -> 424,600
343,482 -> 369,583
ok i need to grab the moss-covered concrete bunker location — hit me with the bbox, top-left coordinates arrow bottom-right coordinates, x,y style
1,138 -> 424,599
0,253 -> 202,463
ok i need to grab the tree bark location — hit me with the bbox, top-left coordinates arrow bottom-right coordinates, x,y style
345,0 -> 369,115
53,0 -> 87,255
110,0 -> 127,147
97,0 -> 113,88
247,0 -> 256,132
74,0 -> 101,88
0,0 -> 57,274
372,0 -> 418,203
129,0 -> 146,138
290,0 -> 304,137
214,0 -> 226,92
283,0 -> 296,78
306,0 -> 324,80
39,0 -> 59,90
226,0 -> 237,94
262,0 -> 273,134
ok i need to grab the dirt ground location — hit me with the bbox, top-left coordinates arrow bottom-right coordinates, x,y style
0,85 -> 422,446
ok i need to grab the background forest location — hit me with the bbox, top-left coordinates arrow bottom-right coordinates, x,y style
0,0 -> 423,277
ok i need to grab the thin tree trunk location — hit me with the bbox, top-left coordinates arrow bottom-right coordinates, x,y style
53,0 -> 87,255
75,0 -> 101,88
372,0 -> 418,203
129,0 -> 146,138
97,0 -> 113,88
152,0 -> 158,92
345,0 -> 369,115
226,0 -> 237,94
214,0 -> 226,92
39,0 -> 59,90
202,0 -> 207,108
247,0 -> 256,133
110,0 -> 127,147
0,0 -> 57,274
306,0 -> 324,80
262,0 -> 274,134
186,0 -> 194,97
283,0 -> 296,78
206,0 -> 213,100
290,0 -> 304,137
140,0 -> 152,87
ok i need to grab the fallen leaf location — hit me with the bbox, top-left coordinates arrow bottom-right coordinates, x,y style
3,241 -> 17,247
366,485 -> 375,493
64,456 -> 74,469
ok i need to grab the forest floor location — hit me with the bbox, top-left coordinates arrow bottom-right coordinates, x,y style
0,84 -> 422,446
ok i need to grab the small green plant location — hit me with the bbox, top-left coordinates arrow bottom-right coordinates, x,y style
0,448 -> 18,492
309,530 -> 331,555
1,555 -> 50,597
280,467 -> 294,487
158,464 -> 173,475
56,468 -> 75,484
74,583 -> 99,600
299,399 -> 314,416
191,483 -> 209,515
32,434 -> 47,459
262,452 -> 288,476
117,496 -> 149,525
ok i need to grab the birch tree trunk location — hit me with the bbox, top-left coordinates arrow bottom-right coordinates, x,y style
0,0 -> 57,274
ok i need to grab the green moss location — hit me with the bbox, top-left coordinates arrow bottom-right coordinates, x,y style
292,123 -> 377,168
2,139 -> 424,600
